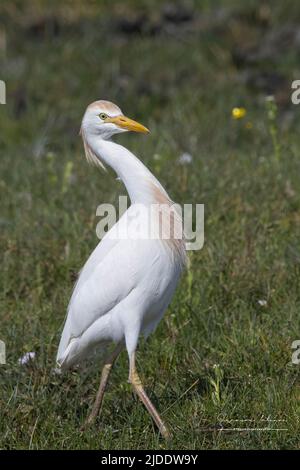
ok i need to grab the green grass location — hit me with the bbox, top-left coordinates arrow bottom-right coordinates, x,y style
0,0 -> 300,449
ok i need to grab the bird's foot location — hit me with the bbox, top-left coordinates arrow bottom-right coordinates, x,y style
80,413 -> 98,432
160,424 -> 172,440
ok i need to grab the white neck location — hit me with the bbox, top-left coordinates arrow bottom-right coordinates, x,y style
87,136 -> 170,205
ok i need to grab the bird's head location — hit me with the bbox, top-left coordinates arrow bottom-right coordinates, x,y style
81,100 -> 149,140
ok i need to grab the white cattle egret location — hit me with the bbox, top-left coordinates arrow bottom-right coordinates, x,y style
56,100 -> 186,438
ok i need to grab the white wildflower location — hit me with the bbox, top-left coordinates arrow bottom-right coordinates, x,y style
18,351 -> 36,365
178,152 -> 193,165
52,367 -> 62,376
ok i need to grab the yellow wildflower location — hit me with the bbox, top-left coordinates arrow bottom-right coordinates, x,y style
232,107 -> 246,119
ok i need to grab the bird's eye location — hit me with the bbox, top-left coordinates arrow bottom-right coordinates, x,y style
99,113 -> 108,120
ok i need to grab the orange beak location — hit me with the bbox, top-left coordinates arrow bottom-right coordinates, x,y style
106,115 -> 150,134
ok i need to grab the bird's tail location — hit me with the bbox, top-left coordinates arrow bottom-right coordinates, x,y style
56,313 -> 111,370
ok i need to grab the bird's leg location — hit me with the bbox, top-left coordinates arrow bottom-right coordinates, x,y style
83,342 -> 123,428
129,352 -> 170,440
